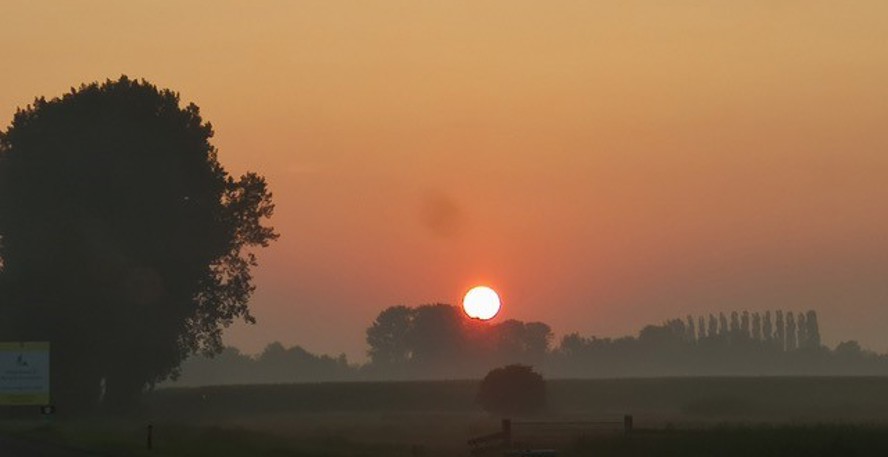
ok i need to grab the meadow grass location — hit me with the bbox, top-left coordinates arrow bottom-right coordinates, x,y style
567,425 -> 888,457
2,419 -> 414,457
4,377 -> 888,456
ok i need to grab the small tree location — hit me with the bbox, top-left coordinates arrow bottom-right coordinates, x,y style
477,364 -> 545,415
806,310 -> 821,347
752,312 -> 762,341
708,314 -> 718,338
775,311 -> 785,350
730,311 -> 740,336
797,313 -> 808,348
785,312 -> 797,351
763,311 -> 773,341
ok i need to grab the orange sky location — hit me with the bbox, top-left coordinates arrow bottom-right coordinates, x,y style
3,1 -> 888,360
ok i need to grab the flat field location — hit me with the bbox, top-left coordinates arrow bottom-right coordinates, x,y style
4,377 -> 888,456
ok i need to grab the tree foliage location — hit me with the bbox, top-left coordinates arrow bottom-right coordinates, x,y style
0,77 -> 278,410
365,304 -> 552,379
545,309 -> 880,377
477,364 -> 546,415
160,307 -> 888,384
366,305 -> 414,367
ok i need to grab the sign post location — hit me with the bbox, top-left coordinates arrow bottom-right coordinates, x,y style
0,342 -> 50,406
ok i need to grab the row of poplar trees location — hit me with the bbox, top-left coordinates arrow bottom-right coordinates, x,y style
669,310 -> 821,351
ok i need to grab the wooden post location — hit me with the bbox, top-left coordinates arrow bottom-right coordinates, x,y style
623,415 -> 633,437
501,418 -> 512,448
147,424 -> 153,450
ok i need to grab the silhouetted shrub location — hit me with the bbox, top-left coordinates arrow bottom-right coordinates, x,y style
477,364 -> 546,415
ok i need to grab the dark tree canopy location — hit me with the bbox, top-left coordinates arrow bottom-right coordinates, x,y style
365,303 -> 553,379
0,76 -> 278,410
366,305 -> 414,368
548,309 -> 843,378
477,364 -> 546,416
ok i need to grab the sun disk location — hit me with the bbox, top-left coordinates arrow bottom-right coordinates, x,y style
463,286 -> 501,320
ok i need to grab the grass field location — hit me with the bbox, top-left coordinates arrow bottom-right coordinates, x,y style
146,376 -> 888,424
4,377 -> 888,456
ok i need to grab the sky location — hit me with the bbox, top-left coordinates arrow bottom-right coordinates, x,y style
2,1 -> 888,361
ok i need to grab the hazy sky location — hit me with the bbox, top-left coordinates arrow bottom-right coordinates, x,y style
3,1 -> 888,360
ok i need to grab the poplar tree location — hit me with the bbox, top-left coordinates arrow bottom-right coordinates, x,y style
806,310 -> 821,347
763,311 -> 773,342
797,313 -> 808,348
752,312 -> 762,341
785,312 -> 797,351
775,311 -> 785,350
730,311 -> 741,337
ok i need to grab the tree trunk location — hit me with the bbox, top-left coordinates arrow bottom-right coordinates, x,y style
103,369 -> 145,413
51,344 -> 103,415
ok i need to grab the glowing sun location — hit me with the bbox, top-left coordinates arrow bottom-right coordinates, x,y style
463,286 -> 501,320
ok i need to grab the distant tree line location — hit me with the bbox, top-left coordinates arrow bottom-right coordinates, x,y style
363,303 -> 552,379
676,310 -> 821,350
170,342 -> 354,386
169,303 -> 553,384
167,306 -> 888,386
549,310 -> 887,377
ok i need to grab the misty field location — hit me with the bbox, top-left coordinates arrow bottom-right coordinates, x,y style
6,377 -> 888,456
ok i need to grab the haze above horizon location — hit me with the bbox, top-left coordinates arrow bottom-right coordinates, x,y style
3,1 -> 888,360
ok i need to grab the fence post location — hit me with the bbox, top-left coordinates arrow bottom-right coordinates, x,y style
623,415 -> 633,437
502,418 -> 512,448
147,424 -> 153,450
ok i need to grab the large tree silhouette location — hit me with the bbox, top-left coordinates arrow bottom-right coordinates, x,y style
365,303 -> 469,377
365,304 -> 553,378
366,305 -> 414,368
0,77 -> 277,410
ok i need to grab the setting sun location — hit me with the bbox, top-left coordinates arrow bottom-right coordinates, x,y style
463,286 -> 501,321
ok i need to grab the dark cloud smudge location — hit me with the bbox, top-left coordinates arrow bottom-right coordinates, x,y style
419,191 -> 462,239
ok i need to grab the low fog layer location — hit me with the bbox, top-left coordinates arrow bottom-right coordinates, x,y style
168,305 -> 886,386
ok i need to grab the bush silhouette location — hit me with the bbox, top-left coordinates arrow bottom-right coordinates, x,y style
477,364 -> 546,415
